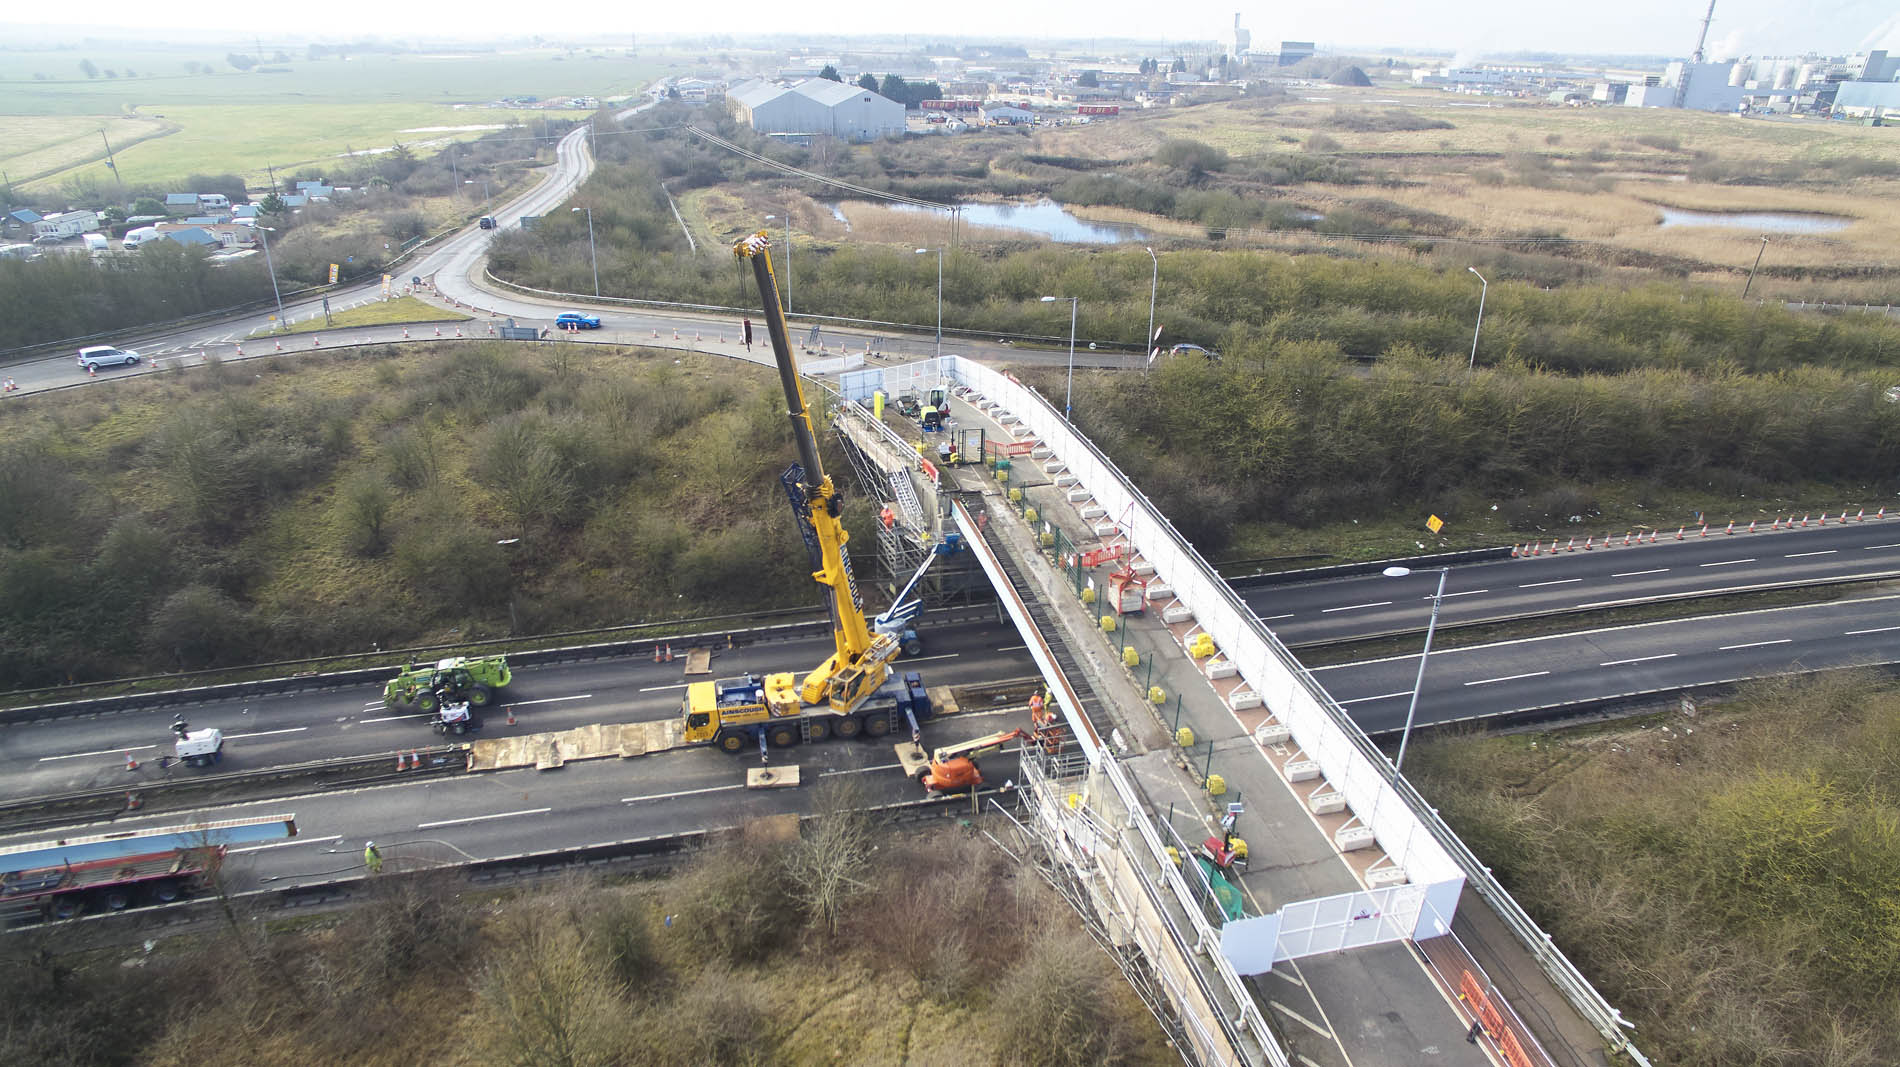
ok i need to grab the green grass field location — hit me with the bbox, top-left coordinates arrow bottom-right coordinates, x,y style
0,46 -> 671,190
273,295 -> 469,335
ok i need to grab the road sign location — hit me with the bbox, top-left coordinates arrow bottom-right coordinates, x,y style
1426,514 -> 1445,534
327,262 -> 339,284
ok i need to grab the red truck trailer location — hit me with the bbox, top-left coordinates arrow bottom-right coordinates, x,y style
0,813 -> 297,923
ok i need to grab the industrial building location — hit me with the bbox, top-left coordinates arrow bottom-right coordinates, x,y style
727,78 -> 905,142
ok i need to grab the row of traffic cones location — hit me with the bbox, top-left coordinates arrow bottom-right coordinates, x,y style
395,749 -> 422,771
652,644 -> 675,662
1511,508 -> 1887,556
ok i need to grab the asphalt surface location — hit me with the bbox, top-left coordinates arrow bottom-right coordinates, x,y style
1311,593 -> 1900,733
1247,517 -> 1900,645
1,619 -> 1034,803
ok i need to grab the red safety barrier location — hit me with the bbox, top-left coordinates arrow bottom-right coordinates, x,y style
1080,544 -> 1125,568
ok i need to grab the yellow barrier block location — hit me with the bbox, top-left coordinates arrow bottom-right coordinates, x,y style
1176,726 -> 1195,748
1024,507 -> 1038,523
1122,646 -> 1139,668
1100,614 -> 1117,633
1206,773 -> 1227,796
1039,531 -> 1055,546
1189,633 -> 1217,659
1081,586 -> 1096,605
1008,487 -> 1022,502
1166,845 -> 1182,868
1148,686 -> 1166,705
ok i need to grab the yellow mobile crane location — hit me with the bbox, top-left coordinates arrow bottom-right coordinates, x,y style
680,233 -> 936,754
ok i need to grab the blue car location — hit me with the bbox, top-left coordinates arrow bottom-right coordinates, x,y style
555,312 -> 601,330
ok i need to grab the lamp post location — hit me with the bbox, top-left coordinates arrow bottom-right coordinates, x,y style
464,178 -> 490,202
1466,266 -> 1487,371
1143,246 -> 1159,368
764,209 -> 791,313
1382,565 -> 1447,777
1040,295 -> 1079,422
497,538 -> 521,635
1742,235 -> 1769,300
916,247 -> 942,357
571,206 -> 598,298
257,225 -> 286,332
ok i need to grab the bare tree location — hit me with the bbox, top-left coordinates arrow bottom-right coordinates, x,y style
782,777 -> 875,935
338,470 -> 393,555
476,906 -> 627,1067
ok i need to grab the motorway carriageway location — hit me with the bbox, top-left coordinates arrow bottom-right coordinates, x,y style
1315,593 -> 1900,734
1246,519 -> 1900,645
0,619 -> 1034,803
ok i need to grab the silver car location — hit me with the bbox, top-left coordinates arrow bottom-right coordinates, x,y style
77,345 -> 141,370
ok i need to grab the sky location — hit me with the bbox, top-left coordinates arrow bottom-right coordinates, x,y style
5,1 -> 1897,59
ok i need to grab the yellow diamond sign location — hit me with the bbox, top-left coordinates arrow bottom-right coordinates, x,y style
1426,514 -> 1445,534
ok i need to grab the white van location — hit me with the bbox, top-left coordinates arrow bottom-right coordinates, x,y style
121,226 -> 159,249
81,233 -> 109,253
198,193 -> 231,210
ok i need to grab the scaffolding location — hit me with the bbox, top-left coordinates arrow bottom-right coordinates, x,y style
834,419 -> 989,614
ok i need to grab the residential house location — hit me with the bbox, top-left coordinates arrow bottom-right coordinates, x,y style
164,193 -> 201,215
5,208 -> 41,236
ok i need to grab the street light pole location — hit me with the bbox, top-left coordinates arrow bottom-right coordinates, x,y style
1466,266 -> 1488,371
1383,565 -> 1447,777
497,538 -> 521,635
1143,245 -> 1159,370
916,247 -> 942,357
572,206 -> 598,297
1041,295 -> 1079,421
257,225 -> 285,330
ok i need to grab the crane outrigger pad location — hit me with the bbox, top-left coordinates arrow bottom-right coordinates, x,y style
746,766 -> 801,789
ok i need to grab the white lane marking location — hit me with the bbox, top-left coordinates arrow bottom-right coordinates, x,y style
1338,691 -> 1412,705
364,700 -> 385,708
1261,613 -> 1296,622
1719,639 -> 1793,651
1465,671 -> 1550,686
1599,653 -> 1677,667
1845,626 -> 1900,636
223,727 -> 309,740
1434,588 -> 1488,598
1699,558 -> 1756,568
418,807 -> 551,829
1519,578 -> 1581,588
1612,568 -> 1669,577
40,744 -> 159,762
639,683 -> 688,692
1865,543 -> 1900,550
1338,594 -> 1900,667
903,653 -> 962,663
508,695 -> 594,706
623,784 -> 744,804
820,762 -> 905,777
996,644 -> 1026,652
1321,601 -> 1392,613
230,834 -> 341,855
1785,550 -> 1837,558
1270,1000 -> 1333,1039
361,713 -> 429,724
1269,967 -> 1306,987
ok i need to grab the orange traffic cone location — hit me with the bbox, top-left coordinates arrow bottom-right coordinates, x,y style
506,706 -> 516,726
653,645 -> 662,663
396,751 -> 408,771
664,644 -> 674,663
124,751 -> 138,771
88,364 -> 97,378
275,339 -> 282,351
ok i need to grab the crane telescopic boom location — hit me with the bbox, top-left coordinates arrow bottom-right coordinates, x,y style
734,232 -> 897,711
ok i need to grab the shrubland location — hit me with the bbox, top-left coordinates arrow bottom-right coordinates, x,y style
0,819 -> 1171,1067
0,341 -> 830,689
1407,672 -> 1900,1066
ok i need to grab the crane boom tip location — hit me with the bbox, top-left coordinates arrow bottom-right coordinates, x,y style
734,232 -> 773,258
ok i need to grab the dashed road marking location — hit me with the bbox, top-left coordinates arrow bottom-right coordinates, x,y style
1465,671 -> 1550,686
1718,639 -> 1792,650
1599,653 -> 1677,667
418,807 -> 550,829
1518,578 -> 1581,588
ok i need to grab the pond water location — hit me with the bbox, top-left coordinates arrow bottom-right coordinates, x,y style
1657,207 -> 1851,233
833,199 -> 1150,244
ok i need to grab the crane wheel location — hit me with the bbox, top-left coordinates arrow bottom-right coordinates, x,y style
768,725 -> 798,749
717,730 -> 747,754
103,889 -> 132,911
862,716 -> 891,739
833,717 -> 862,739
151,880 -> 181,904
51,897 -> 84,920
806,719 -> 831,742
466,684 -> 492,706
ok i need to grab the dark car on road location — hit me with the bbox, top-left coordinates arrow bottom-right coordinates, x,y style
554,312 -> 601,330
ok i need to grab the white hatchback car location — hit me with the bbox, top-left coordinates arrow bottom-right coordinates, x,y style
77,345 -> 141,370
